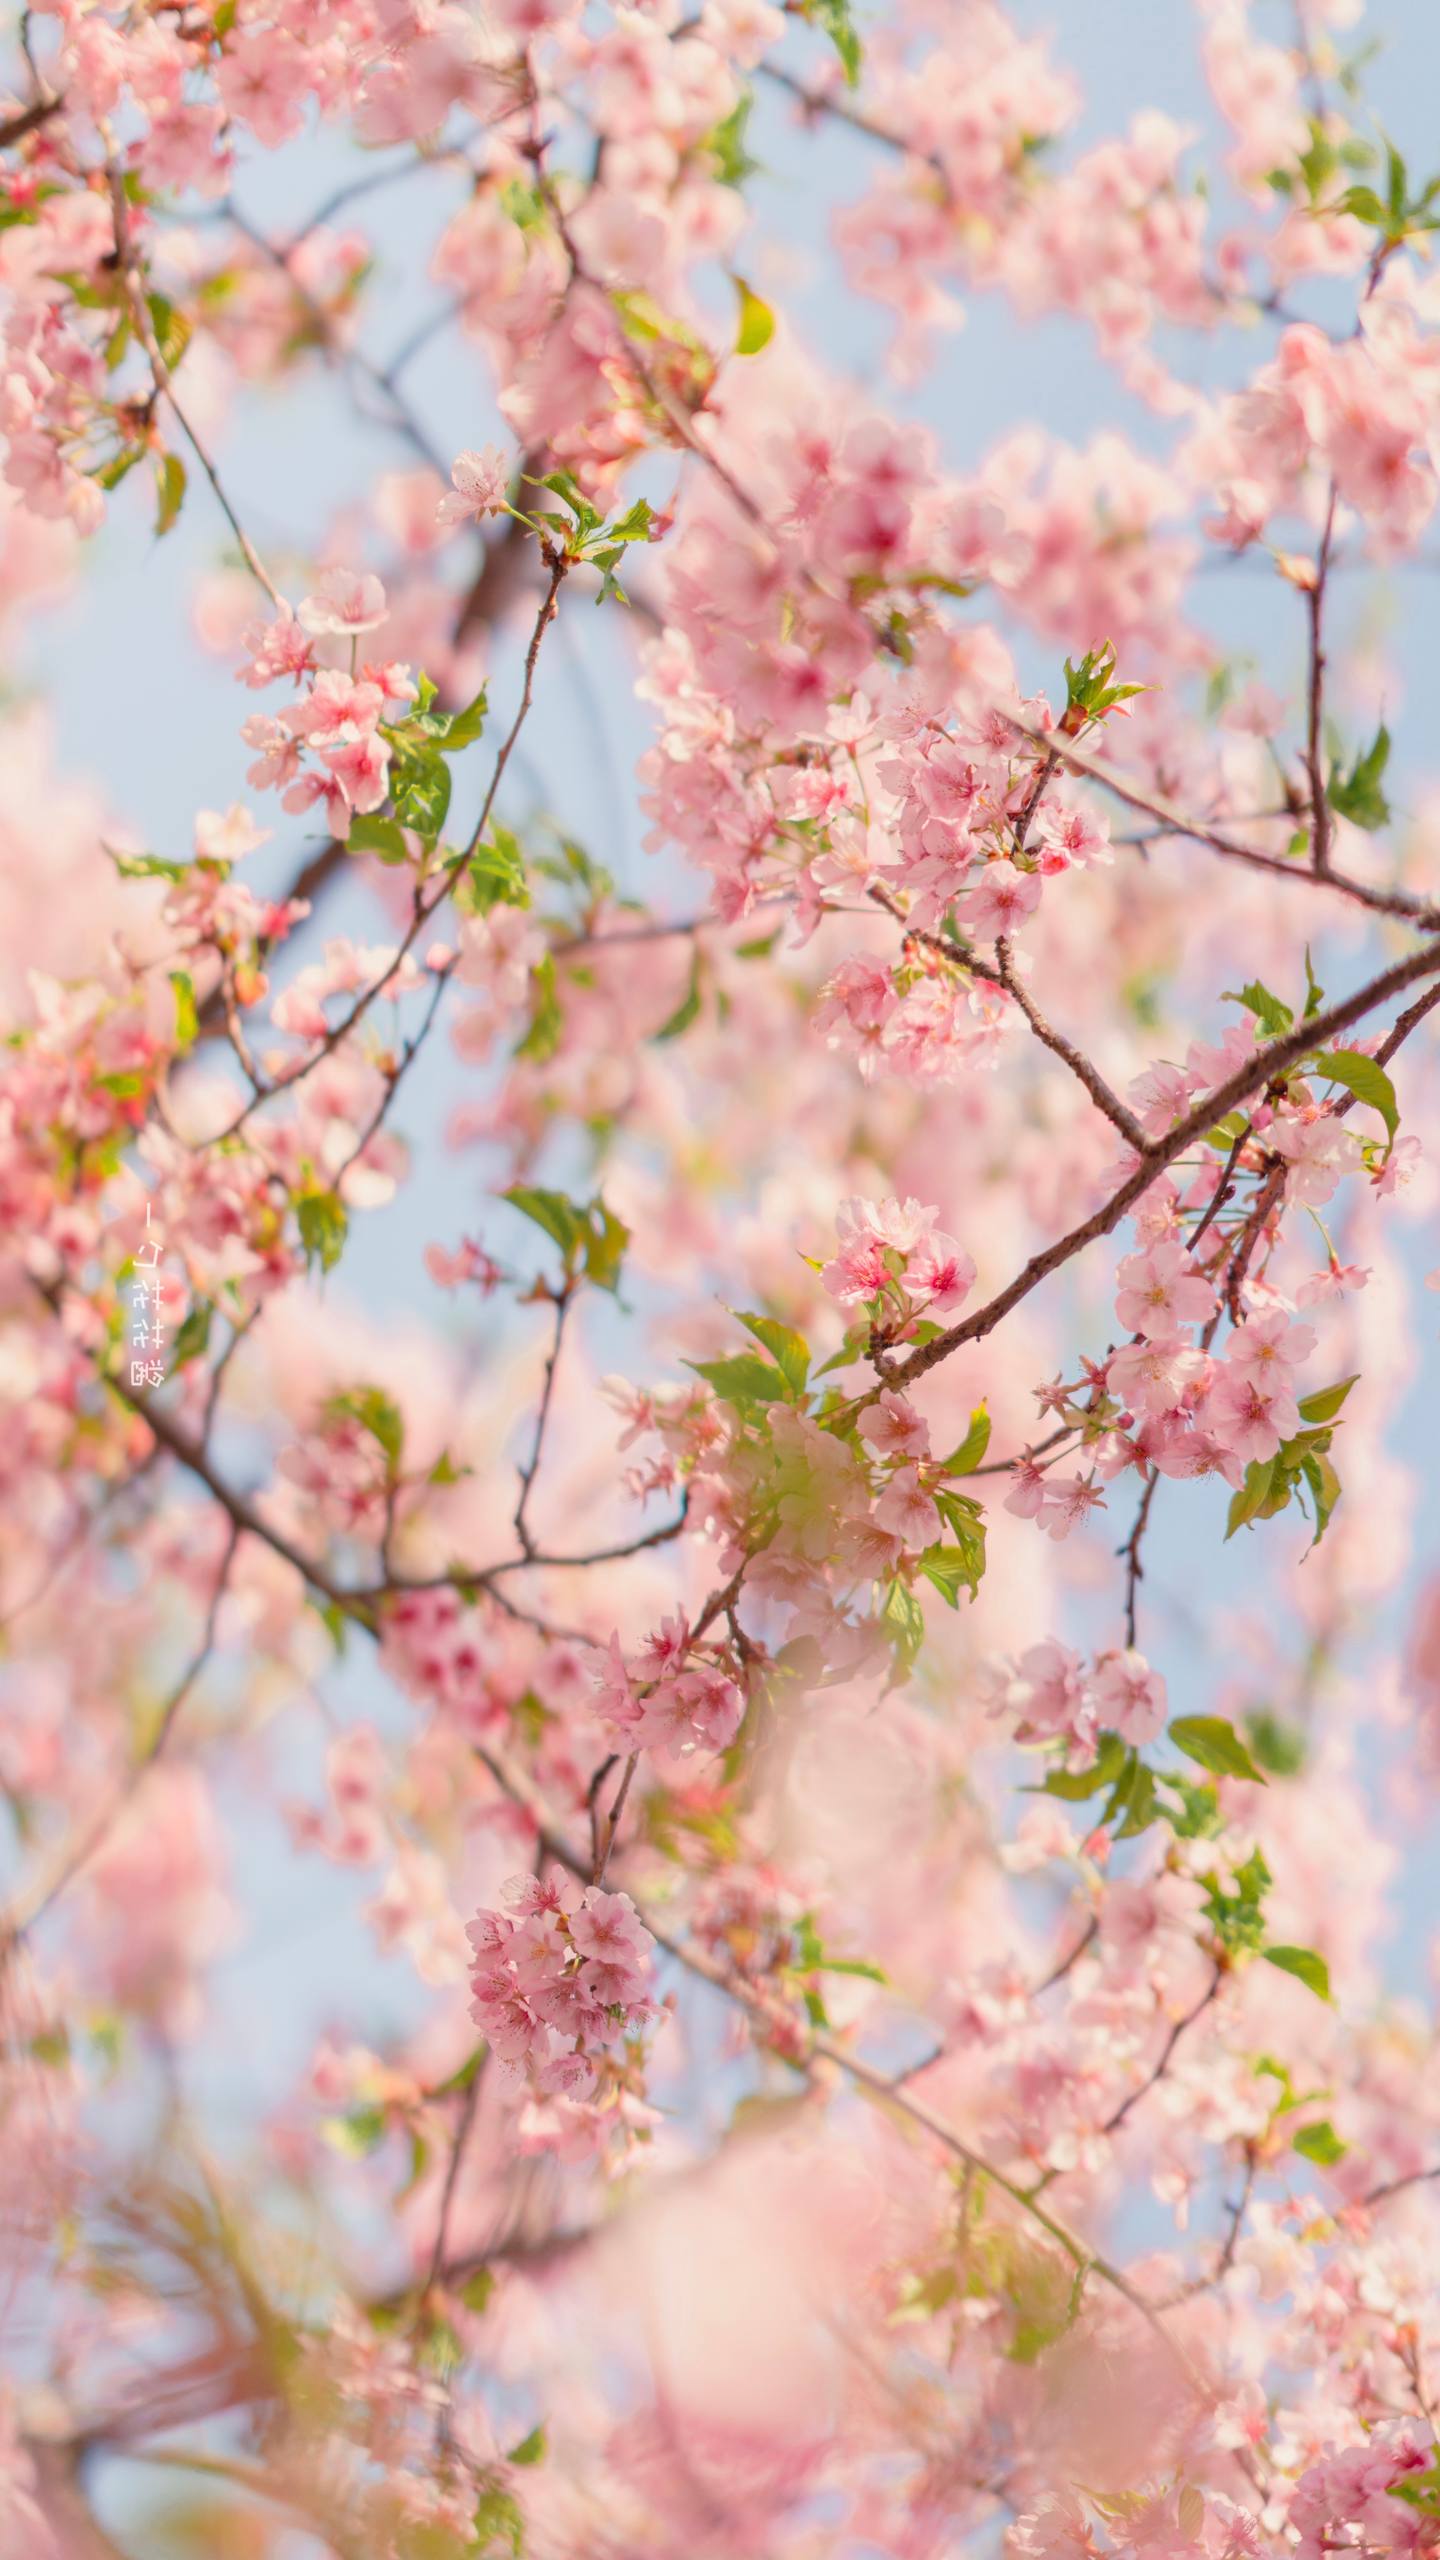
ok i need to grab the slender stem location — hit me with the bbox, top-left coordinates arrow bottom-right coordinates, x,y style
887,935 -> 1440,1389
514,1282 -> 573,1559
1305,487 -> 1339,876
106,156 -> 283,606
3,1523 -> 240,1945
1009,720 -> 1438,931
994,937 -> 1147,1151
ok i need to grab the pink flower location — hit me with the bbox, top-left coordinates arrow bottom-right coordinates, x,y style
1270,1110 -> 1364,1205
1107,1332 -> 1208,1416
1038,1473 -> 1108,1540
859,1391 -> 930,1459
1201,1365 -> 1300,1465
194,803 -> 269,863
1226,1311 -> 1317,1381
298,568 -> 389,638
1114,1242 -> 1217,1339
908,1229 -> 976,1313
963,859 -> 1043,942
1090,1647 -> 1167,1745
873,1465 -> 942,1550
437,446 -> 511,527
1002,1640 -> 1097,1753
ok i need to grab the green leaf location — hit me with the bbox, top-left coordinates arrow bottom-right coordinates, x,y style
437,682 -> 488,753
1263,1943 -> 1333,2002
323,1384 -> 405,1472
605,497 -> 655,546
427,1450 -> 470,1486
1310,1048 -> 1398,1145
581,1200 -> 629,1295
1246,1710 -> 1306,1776
508,2425 -> 546,2467
504,1186 -> 582,1262
325,2102 -> 387,2156
1225,979 -> 1293,1039
707,94 -> 759,188
153,449 -> 186,536
471,2484 -> 525,2555
391,747 -> 451,845
653,950 -> 702,1041
106,848 -> 188,881
689,1351 -> 789,1409
1337,182 -> 1387,228
169,1301 -> 212,1375
939,1406 -> 991,1474
1297,1375 -> 1358,1425
146,290 -> 191,372
733,1310 -> 810,1396
1327,723 -> 1391,831
169,968 -> 198,1049
95,444 -> 145,492
802,0 -> 862,84
458,2267 -> 495,2314
1300,1449 -> 1342,1547
297,1186 -> 348,1274
1115,1762 -> 1160,1838
882,1575 -> 926,1670
1226,1456 -> 1276,1538
1202,1845 -> 1272,1952
1169,1715 -> 1267,1785
1293,2117 -> 1348,2164
730,273 -> 775,356
516,953 -> 562,1061
502,1187 -> 627,1294
461,828 -> 528,913
915,1544 -> 965,1607
347,813 -> 410,865
1035,1733 -> 1127,1801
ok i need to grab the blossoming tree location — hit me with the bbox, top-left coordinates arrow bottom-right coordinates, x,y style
5,0 -> 1440,2550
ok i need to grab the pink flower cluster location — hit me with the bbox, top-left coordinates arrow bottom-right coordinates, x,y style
1106,1290 -> 1316,1481
592,1614 -> 744,1759
821,1194 -> 975,1331
985,1640 -> 1168,1759
466,1872 -> 655,2097
239,574 -> 417,830
1190,300 -> 1440,560
1290,2423 -> 1440,2560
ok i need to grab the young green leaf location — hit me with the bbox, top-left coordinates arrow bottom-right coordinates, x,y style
1310,1049 -> 1398,1145
347,814 -> 410,865
1296,1375 -> 1358,1425
730,274 -> 775,356
1262,1943 -> 1332,2002
732,1310 -> 810,1396
939,1406 -> 991,1474
1226,1456 -> 1277,1538
1169,1715 -> 1267,1784
1327,724 -> 1391,831
1292,2117 -> 1347,2164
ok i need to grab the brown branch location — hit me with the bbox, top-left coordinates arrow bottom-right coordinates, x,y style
994,937 -> 1147,1150
1119,1467 -> 1161,1650
1100,1965 -> 1223,2141
1365,2163 -> 1440,2209
106,155 -> 284,606
205,552 -> 567,1142
1305,488 -> 1339,876
1009,721 -> 1439,931
513,1280 -> 573,1559
4,1522 -> 240,1946
0,92 -> 61,148
887,934 -> 1440,1389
